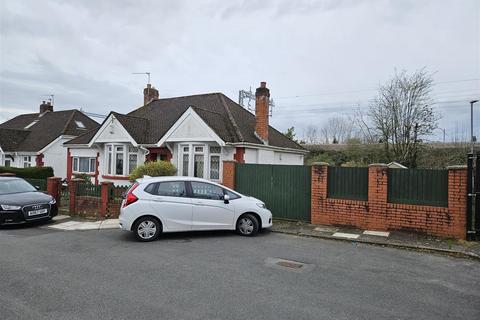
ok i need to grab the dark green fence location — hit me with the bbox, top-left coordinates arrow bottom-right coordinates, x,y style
76,183 -> 101,197
235,164 -> 311,222
25,178 -> 47,191
388,168 -> 448,207
327,167 -> 369,200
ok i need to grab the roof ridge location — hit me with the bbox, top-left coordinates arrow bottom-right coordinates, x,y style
61,110 -> 76,134
112,111 -> 148,121
218,94 -> 244,142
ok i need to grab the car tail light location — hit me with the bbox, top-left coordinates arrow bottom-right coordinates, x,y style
123,183 -> 139,208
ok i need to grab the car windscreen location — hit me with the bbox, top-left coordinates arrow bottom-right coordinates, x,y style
0,179 -> 37,195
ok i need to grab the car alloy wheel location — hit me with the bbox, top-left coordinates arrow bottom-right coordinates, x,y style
137,220 -> 157,240
238,217 -> 254,235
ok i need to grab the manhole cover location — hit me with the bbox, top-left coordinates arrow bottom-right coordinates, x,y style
276,261 -> 303,269
265,258 -> 315,273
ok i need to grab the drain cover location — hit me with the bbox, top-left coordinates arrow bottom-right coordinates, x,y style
276,260 -> 303,269
265,258 -> 314,273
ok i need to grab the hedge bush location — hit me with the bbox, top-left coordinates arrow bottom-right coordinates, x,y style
129,161 -> 177,181
0,166 -> 54,179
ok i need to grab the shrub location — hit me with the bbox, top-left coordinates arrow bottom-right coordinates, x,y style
129,161 -> 177,181
0,166 -> 54,179
73,173 -> 94,185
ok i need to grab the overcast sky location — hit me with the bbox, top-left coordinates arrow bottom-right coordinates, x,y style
1,0 -> 479,142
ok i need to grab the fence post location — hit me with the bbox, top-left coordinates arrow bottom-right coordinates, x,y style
68,179 -> 81,215
310,162 -> 329,224
447,165 -> 468,240
222,160 -> 236,189
47,177 -> 62,205
367,164 -> 388,230
100,182 -> 113,219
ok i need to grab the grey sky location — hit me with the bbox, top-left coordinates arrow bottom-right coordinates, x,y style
1,0 -> 479,142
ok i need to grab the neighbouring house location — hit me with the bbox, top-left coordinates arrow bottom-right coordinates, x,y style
0,101 -> 99,178
64,82 -> 307,185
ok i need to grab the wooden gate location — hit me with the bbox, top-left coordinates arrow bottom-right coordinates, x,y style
235,163 -> 311,222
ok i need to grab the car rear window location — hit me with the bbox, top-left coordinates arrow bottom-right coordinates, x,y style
145,181 -> 187,197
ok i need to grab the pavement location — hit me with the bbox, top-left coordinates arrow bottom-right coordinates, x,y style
272,220 -> 480,260
0,222 -> 479,319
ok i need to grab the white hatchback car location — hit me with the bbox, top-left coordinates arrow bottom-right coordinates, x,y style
119,176 -> 273,241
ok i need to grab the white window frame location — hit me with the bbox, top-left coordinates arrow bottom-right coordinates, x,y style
72,156 -> 96,174
23,156 -> 32,168
104,143 -> 139,176
178,143 -> 222,181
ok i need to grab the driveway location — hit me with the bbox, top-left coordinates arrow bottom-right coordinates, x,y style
0,225 -> 479,320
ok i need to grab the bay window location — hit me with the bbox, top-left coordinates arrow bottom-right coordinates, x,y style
105,144 -> 139,176
179,143 -> 222,180
73,157 -> 96,173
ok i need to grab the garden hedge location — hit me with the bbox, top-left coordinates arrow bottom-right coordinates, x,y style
0,166 -> 54,179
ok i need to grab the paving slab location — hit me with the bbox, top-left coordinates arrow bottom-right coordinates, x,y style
363,230 -> 390,237
332,232 -> 360,239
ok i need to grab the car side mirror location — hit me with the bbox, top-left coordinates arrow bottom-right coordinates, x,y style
34,186 -> 40,190
223,194 -> 230,204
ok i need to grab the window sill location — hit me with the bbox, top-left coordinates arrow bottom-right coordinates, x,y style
73,172 -> 95,176
101,175 -> 130,180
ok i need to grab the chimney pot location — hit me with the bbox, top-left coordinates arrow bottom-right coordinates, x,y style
39,100 -> 53,113
143,84 -> 159,105
260,81 -> 266,88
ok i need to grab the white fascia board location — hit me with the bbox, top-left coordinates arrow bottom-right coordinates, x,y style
226,142 -> 309,154
38,135 -> 75,154
156,107 -> 225,147
88,114 -> 137,147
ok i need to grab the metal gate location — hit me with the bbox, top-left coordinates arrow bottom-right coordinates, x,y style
467,153 -> 480,240
235,163 -> 311,222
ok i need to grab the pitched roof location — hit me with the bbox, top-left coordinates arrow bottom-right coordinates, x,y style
65,93 -> 305,151
0,110 -> 99,152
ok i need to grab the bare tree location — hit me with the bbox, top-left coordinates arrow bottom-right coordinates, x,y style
368,68 -> 439,167
321,116 -> 353,144
351,107 -> 379,143
303,125 -> 319,144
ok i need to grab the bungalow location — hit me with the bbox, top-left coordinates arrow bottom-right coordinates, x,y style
0,101 -> 99,178
64,82 -> 307,185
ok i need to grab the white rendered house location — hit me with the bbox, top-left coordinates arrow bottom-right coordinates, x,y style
64,82 -> 307,185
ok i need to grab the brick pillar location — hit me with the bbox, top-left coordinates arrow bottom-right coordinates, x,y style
367,164 -> 388,230
311,162 -> 329,224
100,182 -> 113,219
447,165 -> 468,240
222,160 -> 236,189
47,177 -> 61,205
68,179 -> 80,215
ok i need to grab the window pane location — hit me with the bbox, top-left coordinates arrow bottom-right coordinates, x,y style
144,183 -> 157,194
116,152 -> 124,175
73,158 -> 78,171
108,152 -> 112,174
79,158 -> 90,172
182,154 -> 189,176
90,158 -> 96,172
128,146 -> 138,153
191,182 -> 224,200
225,189 -> 240,200
194,146 -> 204,153
156,182 -> 186,197
194,154 -> 204,178
210,155 -> 220,180
210,146 -> 221,154
129,154 -> 137,174
183,146 -> 189,152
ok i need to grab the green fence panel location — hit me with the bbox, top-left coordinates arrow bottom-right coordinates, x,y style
235,164 -> 311,222
327,167 -> 369,200
388,168 -> 448,207
76,183 -> 102,197
25,178 -> 47,191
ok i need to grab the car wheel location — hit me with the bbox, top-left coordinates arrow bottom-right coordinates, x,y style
133,217 -> 161,242
236,214 -> 259,236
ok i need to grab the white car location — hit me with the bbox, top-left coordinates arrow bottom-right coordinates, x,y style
119,176 -> 273,241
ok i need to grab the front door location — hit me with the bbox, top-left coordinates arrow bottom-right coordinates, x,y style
146,181 -> 192,231
189,181 -> 235,230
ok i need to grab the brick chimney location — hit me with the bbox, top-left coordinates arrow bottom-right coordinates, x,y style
255,81 -> 270,144
144,84 -> 159,105
40,101 -> 53,113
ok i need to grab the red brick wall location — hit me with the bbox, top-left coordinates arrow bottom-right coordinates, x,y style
75,196 -> 102,219
234,147 -> 245,163
222,160 -> 236,189
311,163 -> 467,240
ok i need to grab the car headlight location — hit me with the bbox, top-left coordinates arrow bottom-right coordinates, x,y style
49,198 -> 56,205
256,202 -> 266,209
1,204 -> 22,211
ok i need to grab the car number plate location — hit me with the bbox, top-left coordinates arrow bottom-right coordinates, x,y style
28,208 -> 48,216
